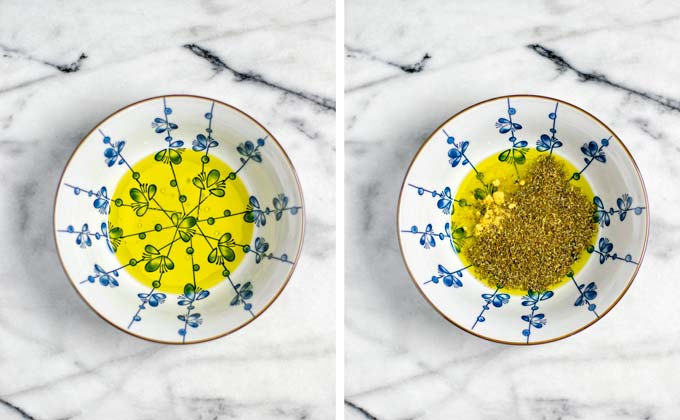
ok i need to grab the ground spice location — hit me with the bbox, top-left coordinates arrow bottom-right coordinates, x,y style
466,155 -> 596,291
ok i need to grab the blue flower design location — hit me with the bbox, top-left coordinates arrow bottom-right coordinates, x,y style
177,283 -> 210,307
76,224 -> 92,248
497,98 -> 529,171
521,290 -> 553,342
575,282 -> 597,308
177,283 -> 210,341
522,313 -> 546,328
471,286 -> 510,330
420,224 -> 435,249
103,139 -> 126,167
436,187 -> 453,214
151,117 -> 178,133
192,133 -> 219,152
138,291 -> 167,307
273,194 -> 289,221
402,223 -> 464,252
536,103 -> 563,154
581,140 -> 607,163
83,264 -> 119,287
428,264 -> 469,288
483,292 -> 510,308
230,281 -> 254,312
571,137 -> 609,180
589,237 -> 638,264
447,139 -> 470,168
237,140 -> 263,164
593,194 -> 645,226
93,186 -> 110,214
244,196 -> 266,227
178,313 -> 203,328
593,196 -> 610,227
495,118 -> 522,134
253,237 -> 269,263
243,194 -> 300,227
408,184 -> 466,215
152,99 -> 185,164
60,222 -> 109,249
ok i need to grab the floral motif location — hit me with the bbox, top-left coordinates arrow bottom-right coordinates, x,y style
471,286 -> 510,330
192,169 -> 226,197
425,264 -> 472,288
153,98 -> 185,164
588,237 -> 638,264
207,233 -> 236,264
58,97 -> 302,339
536,102 -> 563,155
402,222 -> 466,252
230,281 -> 254,313
236,138 -> 266,174
103,135 -> 126,167
593,194 -> 646,227
128,288 -> 168,328
521,290 -> 553,343
192,103 -> 219,152
567,271 -> 599,317
82,264 -> 120,287
244,194 -> 300,227
497,98 -> 529,175
193,133 -> 219,152
177,283 -> 210,342
571,137 -> 610,180
59,222 -> 109,249
408,183 -> 471,215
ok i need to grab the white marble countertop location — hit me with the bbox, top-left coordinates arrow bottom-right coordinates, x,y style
345,1 -> 679,419
0,1 -> 335,419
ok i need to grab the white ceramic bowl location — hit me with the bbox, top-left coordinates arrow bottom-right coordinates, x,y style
54,95 -> 304,344
398,95 -> 648,344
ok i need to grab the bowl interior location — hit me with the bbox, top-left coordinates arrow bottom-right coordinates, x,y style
398,95 -> 648,344
54,95 -> 304,343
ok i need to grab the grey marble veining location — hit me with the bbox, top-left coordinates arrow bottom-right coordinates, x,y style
0,1 -> 335,419
345,1 -> 679,419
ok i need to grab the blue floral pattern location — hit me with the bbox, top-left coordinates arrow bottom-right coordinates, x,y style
589,237 -> 638,265
567,271 -> 599,317
177,283 -> 210,343
571,137 -> 610,180
496,98 -> 529,175
536,102 -> 563,155
521,290 -> 554,343
424,264 -> 471,288
593,194 -> 646,227
471,286 -> 510,330
408,183 -> 471,215
81,264 -> 120,288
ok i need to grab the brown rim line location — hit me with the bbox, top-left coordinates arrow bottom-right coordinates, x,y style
52,94 -> 306,345
396,94 -> 650,346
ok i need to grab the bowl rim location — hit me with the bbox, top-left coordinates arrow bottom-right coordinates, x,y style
52,94 -> 306,345
396,93 -> 650,345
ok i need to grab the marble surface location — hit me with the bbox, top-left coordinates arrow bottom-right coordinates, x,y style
345,1 -> 678,419
0,1 -> 334,419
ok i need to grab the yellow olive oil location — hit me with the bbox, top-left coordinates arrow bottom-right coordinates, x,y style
108,150 -> 253,294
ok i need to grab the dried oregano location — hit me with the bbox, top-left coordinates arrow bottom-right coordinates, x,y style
466,155 -> 596,291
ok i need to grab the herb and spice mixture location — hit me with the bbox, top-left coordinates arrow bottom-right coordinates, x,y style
452,150 -> 597,292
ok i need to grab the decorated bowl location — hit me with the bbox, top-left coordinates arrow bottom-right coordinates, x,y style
54,95 -> 304,344
398,95 -> 648,344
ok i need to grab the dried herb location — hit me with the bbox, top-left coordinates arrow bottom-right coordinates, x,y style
465,155 -> 596,291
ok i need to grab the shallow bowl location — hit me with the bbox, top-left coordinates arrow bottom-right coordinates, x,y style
54,95 -> 304,344
398,95 -> 648,344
